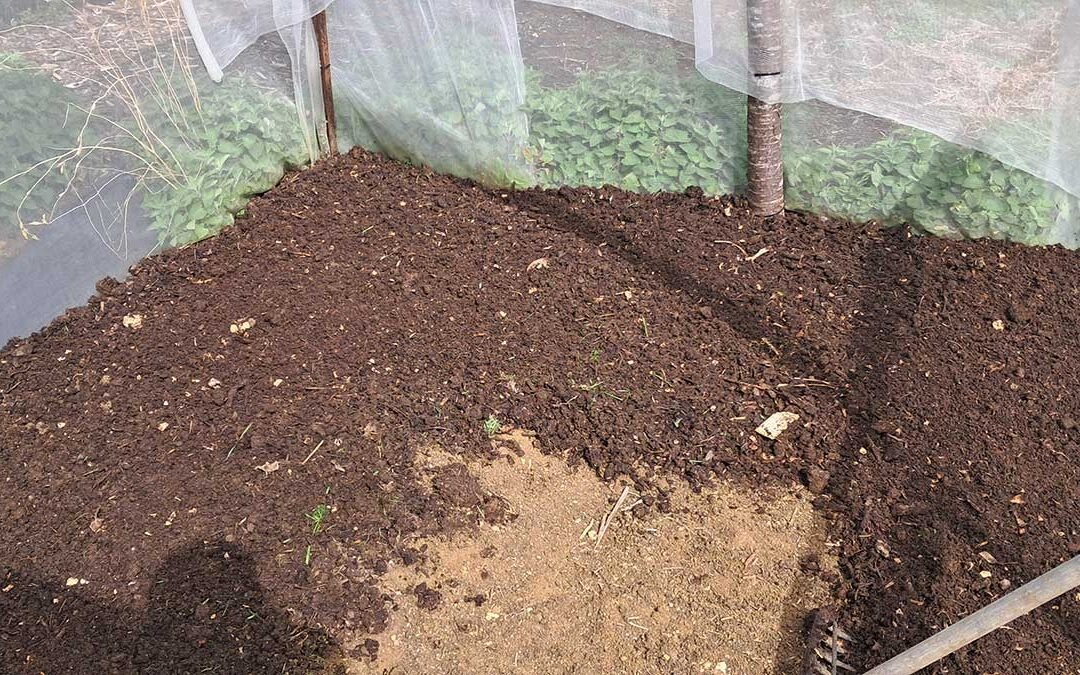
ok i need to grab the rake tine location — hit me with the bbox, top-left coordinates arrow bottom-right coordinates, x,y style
832,625 -> 856,643
830,621 -> 839,675
821,635 -> 850,654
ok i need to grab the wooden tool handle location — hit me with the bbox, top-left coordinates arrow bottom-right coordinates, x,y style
864,554 -> 1080,675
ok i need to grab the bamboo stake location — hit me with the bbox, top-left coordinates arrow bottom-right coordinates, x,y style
311,10 -> 338,156
864,554 -> 1080,675
746,0 -> 784,216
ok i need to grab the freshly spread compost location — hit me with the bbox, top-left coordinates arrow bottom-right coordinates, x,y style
1,148 -> 1077,673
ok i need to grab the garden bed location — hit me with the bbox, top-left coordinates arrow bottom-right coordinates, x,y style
1,148 -> 1078,673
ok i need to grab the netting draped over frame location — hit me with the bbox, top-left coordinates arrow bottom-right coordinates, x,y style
190,0 -> 1080,245
1,0 -> 1077,342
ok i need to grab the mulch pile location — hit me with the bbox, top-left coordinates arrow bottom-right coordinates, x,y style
1,148 -> 1077,673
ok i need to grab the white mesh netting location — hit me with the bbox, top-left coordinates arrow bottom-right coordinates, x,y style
2,0 -> 1078,342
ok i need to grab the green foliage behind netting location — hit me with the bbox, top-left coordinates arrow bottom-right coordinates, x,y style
0,53 -> 82,236
525,68 -> 747,194
138,79 -> 309,246
332,39 -> 532,188
0,53 -> 307,248
336,85 -> 531,188
785,128 -> 1068,244
525,64 -> 1066,244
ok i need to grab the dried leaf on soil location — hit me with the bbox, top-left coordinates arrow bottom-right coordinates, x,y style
256,460 -> 282,476
755,411 -> 800,439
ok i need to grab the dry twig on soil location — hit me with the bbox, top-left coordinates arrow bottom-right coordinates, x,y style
594,485 -> 637,549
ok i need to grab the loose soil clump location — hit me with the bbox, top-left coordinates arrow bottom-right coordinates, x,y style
1,148 -> 1078,673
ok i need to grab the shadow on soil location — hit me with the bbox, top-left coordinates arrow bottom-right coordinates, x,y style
766,221 -> 931,672
510,186 -> 935,670
0,540 -> 334,673
510,188 -> 775,339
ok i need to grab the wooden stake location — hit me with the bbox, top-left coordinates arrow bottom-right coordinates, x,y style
311,10 -> 338,156
746,0 -> 784,216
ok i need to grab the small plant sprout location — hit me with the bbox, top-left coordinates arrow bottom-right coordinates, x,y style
589,347 -> 602,364
304,545 -> 313,566
306,504 -> 330,534
483,414 -> 502,436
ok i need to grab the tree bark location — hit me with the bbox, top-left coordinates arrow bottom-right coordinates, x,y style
746,0 -> 784,216
312,11 -> 338,156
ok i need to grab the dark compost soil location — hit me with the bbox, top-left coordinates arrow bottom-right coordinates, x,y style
1,148 -> 1078,673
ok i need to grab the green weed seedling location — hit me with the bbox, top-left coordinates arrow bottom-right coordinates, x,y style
575,378 -> 630,403
306,504 -> 330,534
483,414 -> 502,436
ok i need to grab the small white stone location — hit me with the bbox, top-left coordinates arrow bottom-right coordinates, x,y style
65,577 -> 79,587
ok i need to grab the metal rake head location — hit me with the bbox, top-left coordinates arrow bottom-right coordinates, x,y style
804,608 -> 858,675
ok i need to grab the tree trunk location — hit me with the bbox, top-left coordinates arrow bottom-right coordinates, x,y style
746,0 -> 784,216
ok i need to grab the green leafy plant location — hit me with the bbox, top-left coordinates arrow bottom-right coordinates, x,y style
524,59 -> 1067,244
525,66 -> 747,195
333,34 -> 531,187
0,54 -> 84,237
2,1 -> 310,250
785,128 -> 1067,244
306,504 -> 330,534
138,79 -> 308,245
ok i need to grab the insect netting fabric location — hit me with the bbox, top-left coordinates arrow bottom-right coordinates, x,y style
283,0 -> 1080,248
0,1 -> 312,342
2,0 -> 1078,345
